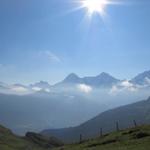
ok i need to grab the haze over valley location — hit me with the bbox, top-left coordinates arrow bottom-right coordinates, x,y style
0,70 -> 150,135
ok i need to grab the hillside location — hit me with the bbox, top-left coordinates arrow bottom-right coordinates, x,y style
0,124 -> 63,150
42,97 -> 150,143
53,124 -> 150,150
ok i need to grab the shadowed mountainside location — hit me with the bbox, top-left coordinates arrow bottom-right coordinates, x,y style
42,97 -> 150,143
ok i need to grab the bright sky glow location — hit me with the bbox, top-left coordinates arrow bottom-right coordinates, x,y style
79,0 -> 119,17
81,0 -> 108,15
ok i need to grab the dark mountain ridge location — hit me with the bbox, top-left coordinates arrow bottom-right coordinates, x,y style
42,97 -> 150,143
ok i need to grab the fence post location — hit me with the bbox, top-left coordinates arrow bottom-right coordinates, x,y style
79,134 -> 82,143
116,121 -> 119,131
100,128 -> 103,137
133,120 -> 137,127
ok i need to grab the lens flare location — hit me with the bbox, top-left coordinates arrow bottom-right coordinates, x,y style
82,0 -> 108,15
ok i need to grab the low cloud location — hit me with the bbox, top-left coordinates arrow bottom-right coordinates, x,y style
77,84 -> 92,93
11,86 -> 29,93
109,80 -> 138,95
110,85 -> 120,94
32,87 -> 42,91
120,80 -> 133,87
32,87 -> 51,93
145,77 -> 150,84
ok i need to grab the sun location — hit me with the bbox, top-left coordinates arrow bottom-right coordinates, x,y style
81,0 -> 110,16
69,0 -> 121,20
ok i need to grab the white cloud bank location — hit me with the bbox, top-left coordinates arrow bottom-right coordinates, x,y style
11,86 -> 29,93
77,84 -> 92,93
32,87 -> 51,93
109,80 -> 138,95
32,87 -> 42,91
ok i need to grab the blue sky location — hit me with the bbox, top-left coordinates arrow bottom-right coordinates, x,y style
0,0 -> 150,84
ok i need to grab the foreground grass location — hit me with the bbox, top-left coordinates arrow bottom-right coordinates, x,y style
0,125 -> 53,150
0,133 -> 50,150
53,125 -> 150,150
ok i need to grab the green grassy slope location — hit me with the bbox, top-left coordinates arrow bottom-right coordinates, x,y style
0,125 -> 63,150
53,125 -> 150,150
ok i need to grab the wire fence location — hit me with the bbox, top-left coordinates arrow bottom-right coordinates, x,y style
79,119 -> 138,143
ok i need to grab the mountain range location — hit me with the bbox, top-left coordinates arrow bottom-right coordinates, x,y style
0,70 -> 150,136
0,70 -> 150,95
57,72 -> 120,87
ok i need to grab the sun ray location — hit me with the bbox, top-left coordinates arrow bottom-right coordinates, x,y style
82,0 -> 108,14
72,0 -> 122,18
59,0 -> 123,30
